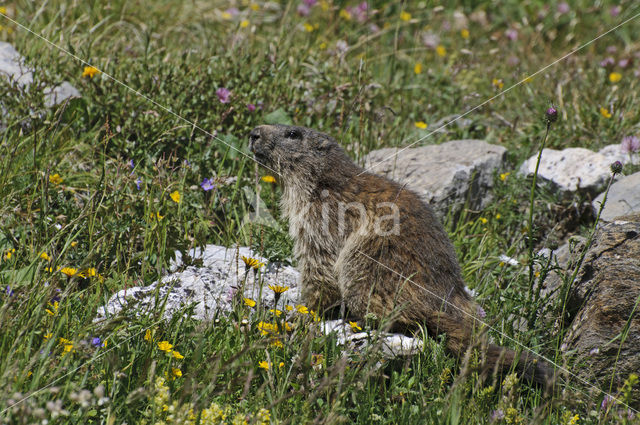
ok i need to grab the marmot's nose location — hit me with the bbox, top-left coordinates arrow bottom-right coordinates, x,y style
249,127 -> 262,152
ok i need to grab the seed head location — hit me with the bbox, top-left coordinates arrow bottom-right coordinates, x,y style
610,161 -> 623,174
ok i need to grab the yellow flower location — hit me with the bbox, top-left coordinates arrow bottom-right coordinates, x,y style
158,341 -> 173,352
49,174 -> 63,185
609,72 -> 622,83
241,255 -> 265,270
268,284 -> 289,294
319,41 -> 327,50
221,11 -> 232,20
460,28 -> 470,39
278,362 -> 284,368
499,172 -> 510,181
250,3 -> 259,11
244,298 -> 257,308
71,241 -> 77,247
40,252 -> 51,261
262,175 -> 277,184
172,368 -> 182,377
296,305 -> 309,314
85,268 -> 97,277
271,339 -> 284,348
46,301 -> 59,316
0,7 -> 6,14
492,78 -> 504,89
60,267 -> 78,277
257,321 -> 277,336
285,305 -> 293,312
349,321 -> 362,332
240,20 -> 249,28
269,309 -> 283,317
523,76 -> 533,83
144,329 -> 152,341
415,121 -> 428,129
339,9 -> 351,20
258,361 -> 270,370
436,45 -> 446,57
81,66 -> 100,78
63,343 -> 74,354
170,190 -> 181,203
479,217 -> 488,224
156,211 -> 164,220
44,333 -> 53,340
414,63 -> 422,75
172,350 -> 184,359
400,11 -> 411,21
568,414 -> 580,425
495,213 -> 501,220
303,23 -> 314,32
4,249 -> 14,260
600,107 -> 612,118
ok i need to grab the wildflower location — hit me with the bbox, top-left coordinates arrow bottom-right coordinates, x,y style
63,343 -> 74,354
476,306 -> 486,319
258,361 -> 270,370
82,66 -> 100,78
44,333 -> 52,340
339,9 -> 351,20
257,321 -> 277,336
414,121 -> 428,129
268,284 -> 289,294
0,7 -> 6,14
621,135 -> 640,153
172,368 -> 182,377
618,58 -> 631,69
492,78 -> 504,89
91,337 -> 102,347
216,87 -> 231,103
49,174 -> 63,185
297,4 -> 311,16
319,41 -> 327,50
271,339 -> 283,348
304,0 -> 318,6
244,298 -> 257,308
241,255 -> 265,270
400,11 -> 411,21
262,175 -> 276,183
240,20 -> 249,28
70,241 -> 77,247
545,106 -> 558,123
413,63 -> 422,75
600,107 -> 612,118
40,252 -> 51,261
60,267 -> 78,277
557,2 -> 570,14
46,301 -> 59,316
303,22 -> 314,32
144,329 -> 152,341
479,217 -> 488,224
200,178 -> 216,191
568,414 -> 580,425
349,321 -> 362,332
171,350 -> 184,359
460,28 -> 469,39
436,45 -> 446,57
285,305 -> 293,312
4,248 -> 15,260
505,28 -> 518,41
601,394 -> 614,410
278,362 -> 284,368
158,341 -> 174,352
156,211 -> 164,220
296,305 -> 309,314
610,161 -> 623,174
600,57 -> 615,68
135,178 -> 142,190
610,6 -> 621,17
490,409 -> 505,421
609,72 -> 622,83
170,190 -> 181,203
499,172 -> 510,181
247,103 -> 256,112
495,213 -> 501,219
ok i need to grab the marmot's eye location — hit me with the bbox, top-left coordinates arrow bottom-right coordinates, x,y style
285,129 -> 302,140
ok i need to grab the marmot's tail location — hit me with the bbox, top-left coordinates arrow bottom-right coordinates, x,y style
427,311 -> 555,388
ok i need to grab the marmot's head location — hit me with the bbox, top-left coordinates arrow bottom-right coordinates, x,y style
249,124 -> 356,184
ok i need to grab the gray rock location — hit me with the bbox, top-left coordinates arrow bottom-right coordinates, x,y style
518,147 -> 619,196
598,144 -> 640,166
561,216 -> 640,405
97,245 -> 424,358
592,171 -> 640,222
363,139 -> 507,217
0,41 -> 80,107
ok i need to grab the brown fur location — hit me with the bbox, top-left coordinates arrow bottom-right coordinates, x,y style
249,124 -> 553,386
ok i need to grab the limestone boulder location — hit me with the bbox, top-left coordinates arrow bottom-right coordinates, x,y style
592,171 -> 640,222
363,139 -> 507,217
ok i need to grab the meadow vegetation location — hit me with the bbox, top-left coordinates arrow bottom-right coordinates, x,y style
1,0 -> 640,423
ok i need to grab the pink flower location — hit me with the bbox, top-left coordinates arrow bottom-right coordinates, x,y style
225,7 -> 239,17
303,0 -> 317,6
297,4 -> 311,16
618,58 -> 632,69
557,2 -> 570,14
610,6 -> 621,17
621,135 -> 640,153
505,28 -> 518,41
247,103 -> 256,112
216,87 -> 231,104
600,57 -> 615,68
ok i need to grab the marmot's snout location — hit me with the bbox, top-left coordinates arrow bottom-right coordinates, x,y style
248,126 -> 271,163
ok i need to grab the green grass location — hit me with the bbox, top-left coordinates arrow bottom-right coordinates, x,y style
1,0 -> 640,423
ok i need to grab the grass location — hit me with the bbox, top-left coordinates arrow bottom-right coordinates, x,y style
1,0 -> 640,423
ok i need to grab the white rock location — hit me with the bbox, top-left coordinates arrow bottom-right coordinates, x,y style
592,171 -> 640,222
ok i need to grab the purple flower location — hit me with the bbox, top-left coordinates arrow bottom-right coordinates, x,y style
490,409 -> 505,421
610,6 -> 621,17
545,106 -> 558,123
621,135 -> 640,153
303,0 -> 317,6
611,161 -> 623,174
216,87 -> 231,104
476,305 -> 486,319
136,178 -> 142,191
91,337 -> 102,347
601,394 -> 614,411
606,45 -> 618,54
247,103 -> 256,112
225,7 -> 239,17
5,285 -> 14,297
618,58 -> 632,69
557,2 -> 570,14
600,57 -> 615,68
505,28 -> 518,41
297,4 -> 311,16
52,289 -> 61,303
200,178 -> 216,191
